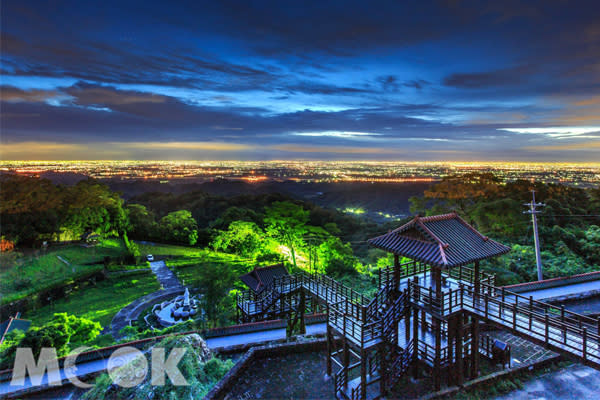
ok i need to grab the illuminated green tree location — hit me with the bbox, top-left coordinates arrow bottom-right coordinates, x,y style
211,221 -> 271,259
159,210 -> 198,245
264,201 -> 309,269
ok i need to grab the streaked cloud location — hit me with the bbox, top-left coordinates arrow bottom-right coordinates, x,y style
291,131 -> 382,138
498,126 -> 600,138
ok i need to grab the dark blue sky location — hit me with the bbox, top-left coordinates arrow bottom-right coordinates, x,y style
1,0 -> 599,161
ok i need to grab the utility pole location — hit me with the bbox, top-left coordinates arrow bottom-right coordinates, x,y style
524,190 -> 545,281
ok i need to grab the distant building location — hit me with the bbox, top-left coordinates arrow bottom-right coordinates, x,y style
239,263 -> 289,293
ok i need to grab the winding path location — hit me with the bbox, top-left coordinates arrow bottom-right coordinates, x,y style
110,261 -> 184,339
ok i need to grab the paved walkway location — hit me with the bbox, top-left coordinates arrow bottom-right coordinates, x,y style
110,288 -> 184,339
493,363 -> 600,400
110,260 -> 184,339
515,280 -> 600,301
149,260 -> 183,290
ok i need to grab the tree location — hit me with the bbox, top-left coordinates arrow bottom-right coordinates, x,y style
159,210 -> 198,245
196,264 -> 236,327
264,201 -> 309,269
49,312 -> 102,345
412,173 -> 501,219
61,179 -> 128,239
211,221 -> 269,258
126,204 -> 157,240
0,313 -> 102,369
318,236 -> 359,277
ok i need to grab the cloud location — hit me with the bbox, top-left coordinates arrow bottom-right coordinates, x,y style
498,126 -> 600,138
291,131 -> 382,138
0,85 -> 65,103
524,141 -> 600,151
64,83 -> 167,106
444,65 -> 536,89
268,144 -> 394,154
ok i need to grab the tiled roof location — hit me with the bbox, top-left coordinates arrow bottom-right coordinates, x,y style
239,263 -> 289,292
368,213 -> 510,268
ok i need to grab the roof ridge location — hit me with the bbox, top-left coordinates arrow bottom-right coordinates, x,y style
419,212 -> 457,222
391,216 -> 418,233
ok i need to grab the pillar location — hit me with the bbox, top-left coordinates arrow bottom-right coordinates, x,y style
455,313 -> 464,386
447,316 -> 454,386
326,325 -> 333,377
470,315 -> 479,379
474,261 -> 480,295
412,307 -> 419,379
379,343 -> 388,396
433,318 -> 442,391
394,253 -> 400,289
343,340 -> 350,390
299,290 -> 306,334
360,348 -> 367,400
433,266 -> 442,299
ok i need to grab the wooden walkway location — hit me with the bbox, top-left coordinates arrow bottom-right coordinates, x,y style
238,268 -> 600,400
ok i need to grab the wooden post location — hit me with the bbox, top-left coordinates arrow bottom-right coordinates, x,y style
583,328 -> 588,361
455,313 -> 464,386
380,343 -> 388,396
412,307 -> 419,379
299,290 -> 306,334
343,340 -> 350,390
434,266 -> 442,300
545,314 -> 549,344
434,318 -> 442,391
360,348 -> 367,400
474,261 -> 480,295
529,296 -> 534,330
394,254 -> 400,289
470,315 -> 479,379
405,306 -> 411,343
326,325 -> 332,376
447,316 -> 454,386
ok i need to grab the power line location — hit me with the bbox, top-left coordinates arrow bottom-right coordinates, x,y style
539,214 -> 600,217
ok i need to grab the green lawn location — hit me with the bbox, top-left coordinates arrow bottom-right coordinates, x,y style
171,251 -> 253,288
136,243 -> 256,287
0,239 -> 128,304
24,271 -> 160,328
137,242 -> 209,258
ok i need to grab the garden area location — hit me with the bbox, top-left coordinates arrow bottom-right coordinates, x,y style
23,270 -> 160,328
0,238 -> 129,305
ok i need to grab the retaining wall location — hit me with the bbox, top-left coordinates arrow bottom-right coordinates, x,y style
205,337 -> 333,400
503,271 -> 600,294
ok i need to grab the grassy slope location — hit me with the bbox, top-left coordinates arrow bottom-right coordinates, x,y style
24,271 -> 160,328
0,238 -> 128,304
137,242 -> 256,287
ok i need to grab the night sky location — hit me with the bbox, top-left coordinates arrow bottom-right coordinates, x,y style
1,0 -> 600,161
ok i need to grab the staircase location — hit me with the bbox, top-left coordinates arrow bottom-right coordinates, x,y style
238,271 -> 416,399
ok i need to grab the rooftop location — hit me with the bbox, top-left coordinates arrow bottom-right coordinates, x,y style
368,212 -> 510,268
239,263 -> 289,293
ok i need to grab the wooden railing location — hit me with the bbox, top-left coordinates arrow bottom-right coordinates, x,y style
378,262 -> 495,289
463,284 -> 600,366
386,339 -> 414,388
417,339 -> 449,367
365,278 -> 395,321
334,366 -> 347,397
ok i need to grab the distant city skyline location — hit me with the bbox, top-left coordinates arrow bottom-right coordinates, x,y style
3,160 -> 599,188
1,1 -> 600,161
